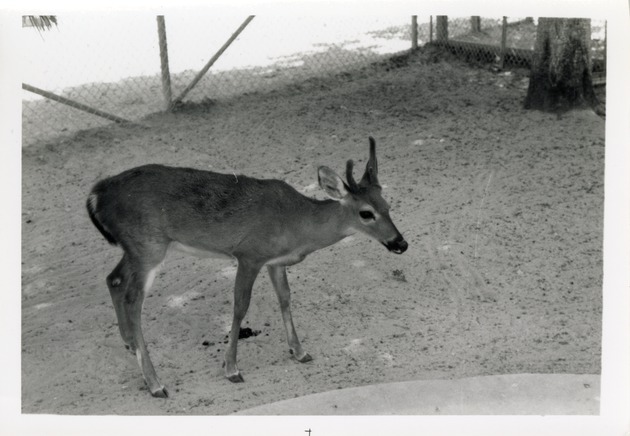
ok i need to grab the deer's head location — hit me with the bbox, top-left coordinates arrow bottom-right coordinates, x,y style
318,137 -> 408,254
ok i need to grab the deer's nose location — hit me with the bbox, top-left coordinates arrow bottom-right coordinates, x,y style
385,235 -> 408,254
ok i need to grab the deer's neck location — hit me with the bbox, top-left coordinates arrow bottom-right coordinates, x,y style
303,198 -> 355,249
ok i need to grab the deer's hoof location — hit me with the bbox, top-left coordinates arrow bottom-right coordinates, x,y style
151,386 -> 169,398
297,353 -> 313,363
290,348 -> 313,363
227,372 -> 245,383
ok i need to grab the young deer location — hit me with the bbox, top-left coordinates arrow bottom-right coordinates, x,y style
87,137 -> 407,398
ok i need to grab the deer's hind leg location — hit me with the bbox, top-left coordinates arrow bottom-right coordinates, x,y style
106,248 -> 168,398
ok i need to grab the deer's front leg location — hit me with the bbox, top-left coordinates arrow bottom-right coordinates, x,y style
267,265 -> 312,363
224,260 -> 261,383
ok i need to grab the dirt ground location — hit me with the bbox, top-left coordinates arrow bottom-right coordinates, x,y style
21,49 -> 604,415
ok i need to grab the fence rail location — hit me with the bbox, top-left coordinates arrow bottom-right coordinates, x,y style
22,15 -> 606,146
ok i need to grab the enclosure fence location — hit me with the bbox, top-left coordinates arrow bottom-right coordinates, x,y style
22,15 -> 606,147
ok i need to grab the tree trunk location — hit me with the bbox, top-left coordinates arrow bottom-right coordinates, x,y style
524,18 -> 598,112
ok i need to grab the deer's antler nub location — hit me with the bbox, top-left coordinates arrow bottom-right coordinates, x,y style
345,159 -> 359,193
360,137 -> 379,187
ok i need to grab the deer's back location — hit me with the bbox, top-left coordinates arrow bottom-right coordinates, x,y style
89,164 -> 314,252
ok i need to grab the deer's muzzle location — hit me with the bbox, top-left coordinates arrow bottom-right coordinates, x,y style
383,235 -> 408,254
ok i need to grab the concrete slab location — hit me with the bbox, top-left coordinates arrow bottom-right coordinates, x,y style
235,374 -> 600,415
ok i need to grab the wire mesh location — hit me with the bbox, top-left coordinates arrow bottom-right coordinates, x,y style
22,13 -> 165,145
22,14 -> 416,146
164,15 -> 427,105
21,15 -> 606,147
435,17 -> 606,71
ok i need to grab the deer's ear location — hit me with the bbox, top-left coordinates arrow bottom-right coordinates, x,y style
318,166 -> 349,201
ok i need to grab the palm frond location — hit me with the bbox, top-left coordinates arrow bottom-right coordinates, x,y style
23,15 -> 58,32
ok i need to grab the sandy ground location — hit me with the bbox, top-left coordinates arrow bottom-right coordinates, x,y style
21,49 -> 604,415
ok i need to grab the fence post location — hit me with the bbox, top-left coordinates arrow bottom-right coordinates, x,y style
470,16 -> 481,32
500,16 -> 507,69
411,15 -> 418,50
156,16 -> 172,111
436,16 -> 448,43
429,16 -> 433,43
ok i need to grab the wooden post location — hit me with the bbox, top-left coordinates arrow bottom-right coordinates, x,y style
172,15 -> 255,106
470,16 -> 481,32
22,83 -> 130,124
500,16 -> 507,69
411,15 -> 418,50
429,16 -> 433,43
156,16 -> 172,111
436,16 -> 448,43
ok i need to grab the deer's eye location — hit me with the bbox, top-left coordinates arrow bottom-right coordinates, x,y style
359,210 -> 376,220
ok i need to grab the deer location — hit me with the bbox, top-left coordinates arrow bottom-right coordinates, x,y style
86,137 -> 407,398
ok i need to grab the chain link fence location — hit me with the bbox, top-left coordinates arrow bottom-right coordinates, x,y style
434,17 -> 606,73
22,14 -> 421,146
22,15 -> 606,147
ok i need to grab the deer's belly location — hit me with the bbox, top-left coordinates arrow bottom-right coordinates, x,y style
169,241 -> 234,260
265,249 -> 309,267
170,241 -> 310,266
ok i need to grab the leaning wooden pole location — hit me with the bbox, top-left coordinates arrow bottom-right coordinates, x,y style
172,15 -> 255,106
22,83 -> 130,123
157,15 -> 173,111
